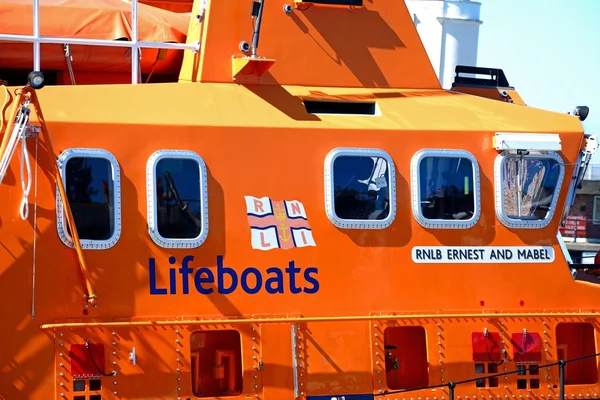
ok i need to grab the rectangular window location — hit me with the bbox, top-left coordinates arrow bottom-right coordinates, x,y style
56,149 -> 121,249
155,158 -> 202,238
496,152 -> 564,229
147,150 -> 208,248
411,149 -> 480,229
325,148 -> 396,229
65,157 -> 114,240
593,196 -> 600,224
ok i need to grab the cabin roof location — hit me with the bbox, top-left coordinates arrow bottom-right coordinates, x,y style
29,83 -> 584,135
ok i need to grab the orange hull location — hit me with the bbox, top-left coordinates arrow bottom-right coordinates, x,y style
0,0 -> 598,399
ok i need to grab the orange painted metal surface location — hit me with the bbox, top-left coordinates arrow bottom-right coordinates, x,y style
451,85 -> 527,106
0,0 -> 599,400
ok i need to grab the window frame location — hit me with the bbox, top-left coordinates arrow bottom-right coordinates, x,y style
592,196 -> 600,225
324,147 -> 396,229
146,150 -> 209,248
410,149 -> 481,229
494,150 -> 565,229
56,148 -> 122,250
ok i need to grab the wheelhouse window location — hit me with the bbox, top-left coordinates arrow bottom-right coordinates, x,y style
56,148 -> 121,249
324,148 -> 396,229
411,149 -> 480,229
147,150 -> 208,248
495,151 -> 564,228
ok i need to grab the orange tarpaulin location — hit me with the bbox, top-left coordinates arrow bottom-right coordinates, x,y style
0,0 -> 189,42
0,0 -> 192,78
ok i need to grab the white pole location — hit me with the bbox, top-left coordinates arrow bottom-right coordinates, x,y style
131,0 -> 139,84
33,0 -> 40,71
0,34 -> 198,50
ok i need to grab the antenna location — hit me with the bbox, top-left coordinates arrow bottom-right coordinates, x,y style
251,0 -> 265,57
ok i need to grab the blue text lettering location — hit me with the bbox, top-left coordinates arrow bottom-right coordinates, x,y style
148,255 -> 320,295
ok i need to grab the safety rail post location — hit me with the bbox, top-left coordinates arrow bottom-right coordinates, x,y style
448,381 -> 455,400
558,360 -> 565,400
33,0 -> 40,71
131,0 -> 139,84
0,0 -> 200,84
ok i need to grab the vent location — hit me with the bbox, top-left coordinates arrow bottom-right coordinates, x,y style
303,100 -> 377,115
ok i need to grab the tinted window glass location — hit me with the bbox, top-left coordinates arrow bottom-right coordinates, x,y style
65,157 -> 114,240
502,157 -> 560,220
332,155 -> 391,220
155,158 -> 202,238
418,156 -> 475,220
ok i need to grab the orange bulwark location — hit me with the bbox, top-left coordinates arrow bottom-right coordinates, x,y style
0,0 -> 599,400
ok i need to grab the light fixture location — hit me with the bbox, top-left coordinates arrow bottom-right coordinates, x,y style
28,71 -> 45,89
571,105 -> 589,122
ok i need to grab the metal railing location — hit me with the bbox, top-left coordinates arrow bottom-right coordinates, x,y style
0,0 -> 201,84
371,352 -> 600,400
584,163 -> 600,181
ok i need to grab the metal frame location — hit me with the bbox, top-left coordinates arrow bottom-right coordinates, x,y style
146,150 -> 209,249
493,132 -> 562,152
561,134 -> 597,226
593,196 -> 600,225
324,147 -> 396,229
0,0 -> 200,84
56,148 -> 122,250
556,232 -> 573,265
291,324 -> 299,398
411,149 -> 481,229
494,150 -> 565,229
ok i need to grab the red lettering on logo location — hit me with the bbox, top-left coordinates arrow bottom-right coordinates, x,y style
260,232 -> 271,248
290,202 -> 302,216
300,230 -> 308,245
254,199 -> 264,213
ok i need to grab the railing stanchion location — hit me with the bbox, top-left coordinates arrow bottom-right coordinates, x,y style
559,360 -> 566,400
131,0 -> 139,84
33,0 -> 40,71
448,382 -> 456,400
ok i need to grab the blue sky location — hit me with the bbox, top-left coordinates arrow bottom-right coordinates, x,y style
476,0 -> 600,159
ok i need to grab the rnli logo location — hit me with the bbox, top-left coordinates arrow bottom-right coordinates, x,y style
244,196 -> 317,251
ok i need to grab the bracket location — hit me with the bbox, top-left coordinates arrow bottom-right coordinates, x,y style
231,57 -> 276,81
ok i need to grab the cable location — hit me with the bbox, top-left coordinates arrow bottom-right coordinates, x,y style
19,123 -> 32,220
85,340 -> 115,377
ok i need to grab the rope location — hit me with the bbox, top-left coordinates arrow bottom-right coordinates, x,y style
0,99 -> 33,220
0,85 -> 9,134
31,132 -> 38,319
0,106 -> 26,184
19,123 -> 32,220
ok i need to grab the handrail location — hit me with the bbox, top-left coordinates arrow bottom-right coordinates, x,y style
373,352 -> 600,400
39,310 -> 600,330
0,0 -> 200,84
